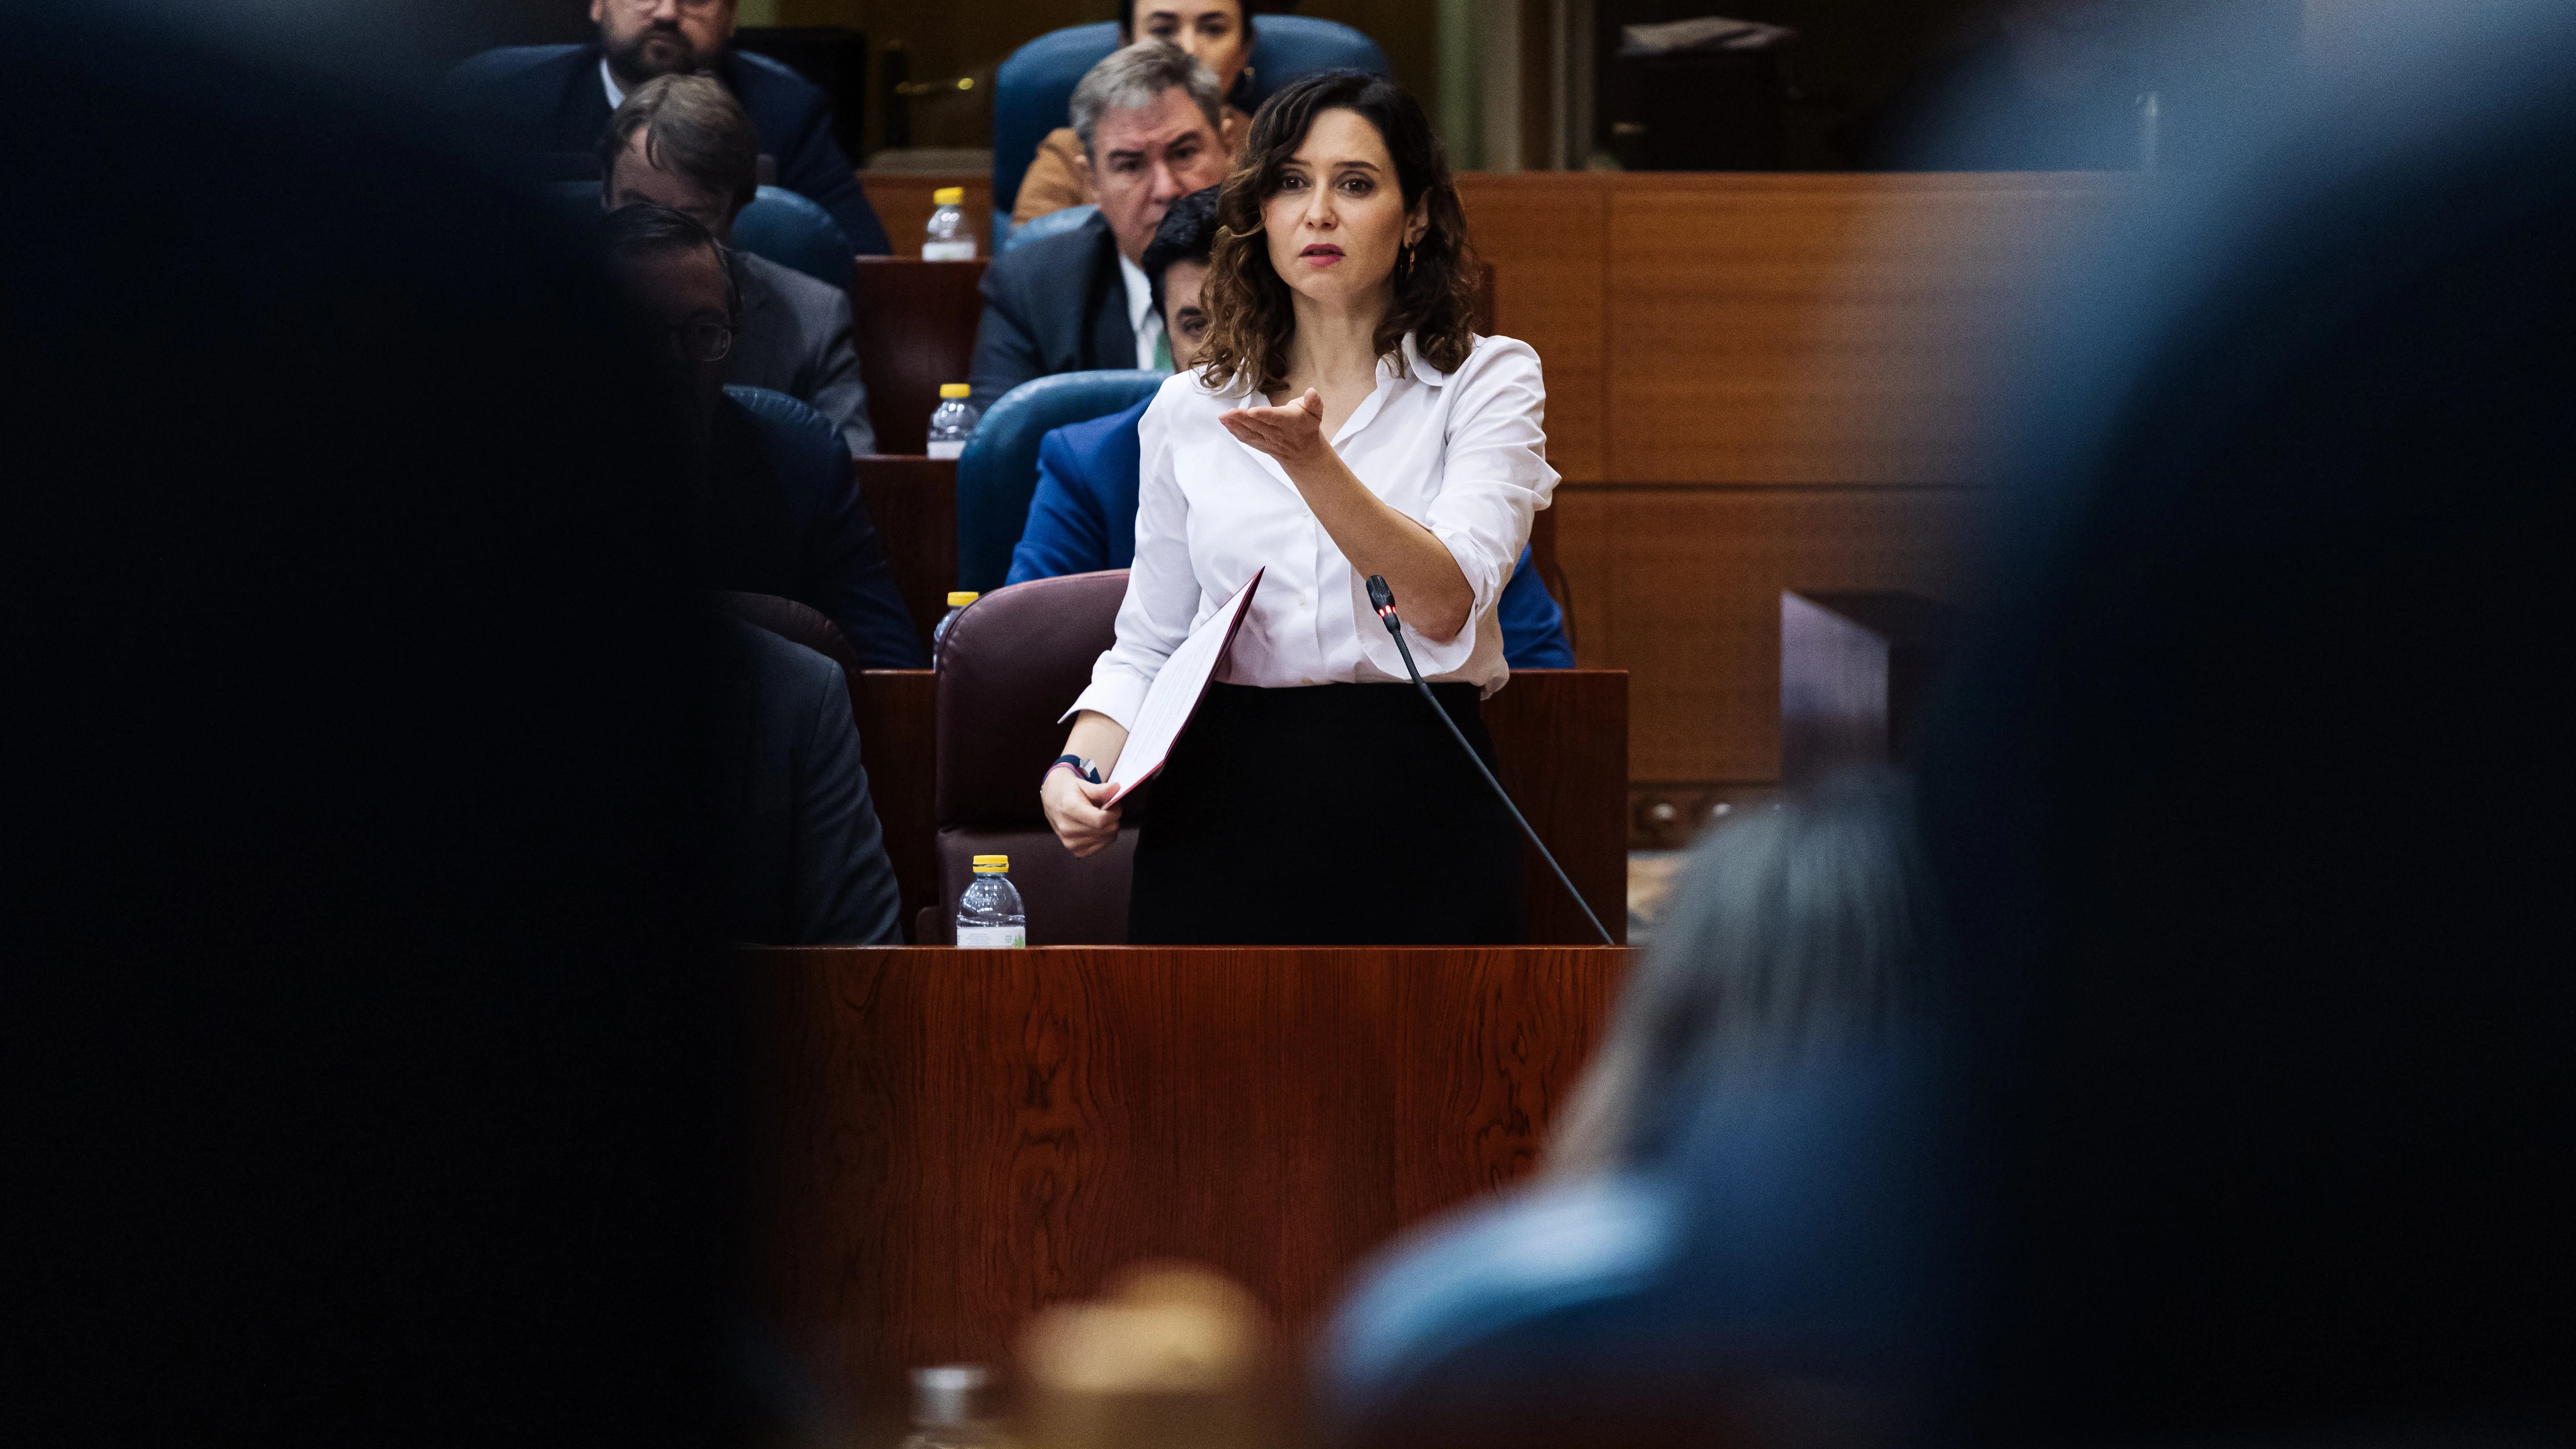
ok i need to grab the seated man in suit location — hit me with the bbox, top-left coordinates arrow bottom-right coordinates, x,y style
711,613 -> 903,945
606,203 -> 924,667
1013,0 -> 1256,225
444,0 -> 889,255
600,74 -> 874,458
1006,189 -> 1576,668
969,42 -> 1230,401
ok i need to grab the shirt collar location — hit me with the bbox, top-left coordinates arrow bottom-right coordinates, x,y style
600,56 -> 626,110
1115,251 -> 1159,337
1394,332 -> 1450,386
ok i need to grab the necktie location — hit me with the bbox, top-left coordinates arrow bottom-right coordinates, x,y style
1153,329 -> 1172,373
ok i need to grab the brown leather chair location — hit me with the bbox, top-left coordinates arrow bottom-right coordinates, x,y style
929,570 -> 1137,944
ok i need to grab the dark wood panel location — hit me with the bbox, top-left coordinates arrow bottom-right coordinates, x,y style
1553,484 -> 1986,783
850,671 -> 936,943
857,172 -> 991,262
1601,172 -> 2125,485
852,258 -> 986,455
854,454 -> 956,660
738,944 -> 1628,1411
1485,669 -> 1628,945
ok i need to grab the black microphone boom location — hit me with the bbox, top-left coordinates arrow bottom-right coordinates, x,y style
1366,574 -> 1616,947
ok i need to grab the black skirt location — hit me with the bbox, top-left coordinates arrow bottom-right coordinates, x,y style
1128,681 -> 1526,946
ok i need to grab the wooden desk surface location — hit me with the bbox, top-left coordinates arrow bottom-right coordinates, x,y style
741,944 -> 1628,1407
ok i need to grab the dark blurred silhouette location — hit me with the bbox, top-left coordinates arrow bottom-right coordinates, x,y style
1549,771 -> 1934,1177
710,613 -> 903,945
1321,774 -> 1947,1449
1325,5 -> 2574,1447
1922,0 -> 2576,1440
603,203 -> 923,667
7,4 -> 744,1445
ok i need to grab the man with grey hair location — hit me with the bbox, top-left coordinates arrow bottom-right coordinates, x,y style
968,41 -> 1229,400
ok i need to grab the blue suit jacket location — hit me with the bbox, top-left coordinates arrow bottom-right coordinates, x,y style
705,390 -> 925,668
1006,399 -> 1576,669
443,43 -> 890,256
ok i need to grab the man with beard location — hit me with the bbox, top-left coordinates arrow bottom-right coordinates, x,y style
448,0 -> 889,256
604,203 -> 921,667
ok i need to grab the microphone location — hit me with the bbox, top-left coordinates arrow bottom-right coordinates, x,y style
1367,575 -> 1616,947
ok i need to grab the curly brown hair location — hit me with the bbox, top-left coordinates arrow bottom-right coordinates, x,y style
1193,72 -> 1480,394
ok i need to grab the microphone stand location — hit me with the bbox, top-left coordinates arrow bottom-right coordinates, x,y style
1368,575 -> 1616,947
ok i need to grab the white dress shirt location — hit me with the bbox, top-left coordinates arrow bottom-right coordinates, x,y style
601,58 -> 627,110
1116,252 -> 1168,371
1068,333 -> 1557,730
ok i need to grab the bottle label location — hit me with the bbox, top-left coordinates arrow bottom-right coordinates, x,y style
926,439 -> 965,459
922,241 -> 977,261
954,925 -> 1026,949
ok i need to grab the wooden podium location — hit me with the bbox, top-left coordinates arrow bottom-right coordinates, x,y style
741,943 -> 1629,1410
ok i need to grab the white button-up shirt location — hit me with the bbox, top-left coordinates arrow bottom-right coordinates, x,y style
1069,333 -> 1557,730
1116,252 -> 1167,372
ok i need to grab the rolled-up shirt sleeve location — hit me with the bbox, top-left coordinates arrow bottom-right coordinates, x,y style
1353,339 -> 1557,680
1067,387 -> 1198,729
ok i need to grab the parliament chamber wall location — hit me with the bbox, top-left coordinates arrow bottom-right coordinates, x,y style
1453,171 -> 2123,839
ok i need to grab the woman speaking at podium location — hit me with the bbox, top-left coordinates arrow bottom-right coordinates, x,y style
1040,71 -> 1558,945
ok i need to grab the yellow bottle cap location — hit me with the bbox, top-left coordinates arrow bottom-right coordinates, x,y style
947,591 -> 980,607
940,383 -> 972,399
933,186 -> 965,205
972,854 -> 1009,872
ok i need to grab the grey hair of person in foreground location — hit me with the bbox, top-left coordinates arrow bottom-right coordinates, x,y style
1549,768 -> 1935,1176
1070,40 -> 1224,158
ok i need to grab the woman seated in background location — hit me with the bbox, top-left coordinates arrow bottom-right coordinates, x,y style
1041,72 -> 1556,945
1547,771 -> 1934,1176
1015,0 -> 1256,225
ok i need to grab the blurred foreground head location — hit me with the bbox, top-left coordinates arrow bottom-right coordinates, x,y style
1324,775 -> 1945,1449
7,6 -> 733,1446
1326,6 -> 2574,1448
1923,0 -> 2576,1441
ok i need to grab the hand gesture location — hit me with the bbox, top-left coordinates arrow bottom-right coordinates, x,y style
1218,387 -> 1328,467
1042,769 -> 1124,858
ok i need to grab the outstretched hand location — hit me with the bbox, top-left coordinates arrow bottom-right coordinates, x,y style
1219,387 -> 1328,467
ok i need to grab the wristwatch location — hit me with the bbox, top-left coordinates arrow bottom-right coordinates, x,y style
1046,754 -> 1102,786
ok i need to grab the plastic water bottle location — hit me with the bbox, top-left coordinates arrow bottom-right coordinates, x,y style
897,1365 -> 1008,1449
927,384 -> 978,459
922,186 -> 976,260
955,855 -> 1026,948
931,591 -> 978,667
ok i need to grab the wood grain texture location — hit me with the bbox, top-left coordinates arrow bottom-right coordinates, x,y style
851,259 -> 986,456
850,671 -> 937,943
1553,484 -> 1986,783
856,172 -> 992,261
738,945 -> 1628,1412
1455,176 -> 1608,483
1455,173 -> 2106,788
1485,670 -> 1628,945
1600,172 -> 2126,485
854,455 -> 957,659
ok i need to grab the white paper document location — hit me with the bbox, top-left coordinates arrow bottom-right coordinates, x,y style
1104,568 -> 1264,805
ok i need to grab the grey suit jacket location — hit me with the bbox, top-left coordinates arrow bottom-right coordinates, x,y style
727,250 -> 876,458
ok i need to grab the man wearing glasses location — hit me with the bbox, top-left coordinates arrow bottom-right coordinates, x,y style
448,0 -> 890,256
605,204 -> 921,668
601,75 -> 873,459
